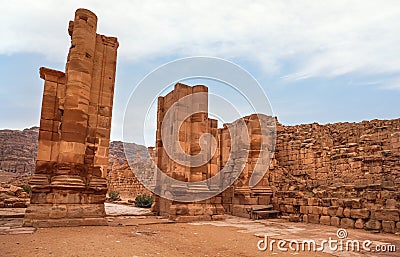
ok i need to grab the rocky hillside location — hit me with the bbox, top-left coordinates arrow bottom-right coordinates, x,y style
0,127 -> 149,174
109,141 -> 150,164
0,127 -> 39,174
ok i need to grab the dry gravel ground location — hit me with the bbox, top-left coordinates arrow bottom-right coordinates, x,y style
0,216 -> 335,257
0,205 -> 398,257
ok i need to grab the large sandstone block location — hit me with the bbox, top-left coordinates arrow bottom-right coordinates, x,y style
343,208 -> 351,218
320,215 -> 331,225
308,214 -> 320,224
354,219 -> 364,229
307,198 -> 319,206
331,217 -> 340,227
340,218 -> 355,229
232,205 -> 250,218
382,221 -> 396,233
336,207 -> 344,217
311,206 -> 323,215
365,220 -> 382,230
350,208 -> 370,219
327,206 -> 339,216
374,209 -> 399,221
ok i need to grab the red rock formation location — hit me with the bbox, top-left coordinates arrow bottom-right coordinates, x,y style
0,129 -> 149,176
0,127 -> 38,174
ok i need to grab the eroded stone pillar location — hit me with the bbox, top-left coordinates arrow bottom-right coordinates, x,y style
153,83 -> 224,221
24,9 -> 118,227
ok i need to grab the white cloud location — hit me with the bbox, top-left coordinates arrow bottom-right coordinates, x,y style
1,0 -> 400,80
378,78 -> 400,90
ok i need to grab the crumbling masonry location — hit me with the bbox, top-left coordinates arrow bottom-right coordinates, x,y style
152,84 -> 225,222
151,83 -> 400,233
24,9 -> 118,227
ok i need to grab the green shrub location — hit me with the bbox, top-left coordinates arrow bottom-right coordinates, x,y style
108,191 -> 120,201
134,194 -> 153,208
20,184 -> 31,194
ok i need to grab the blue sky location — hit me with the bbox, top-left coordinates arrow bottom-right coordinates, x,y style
0,1 -> 399,145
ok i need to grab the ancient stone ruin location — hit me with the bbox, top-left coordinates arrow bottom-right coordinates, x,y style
152,83 -> 225,221
150,83 -> 277,221
24,9 -> 118,227
19,8 -> 399,234
269,119 -> 400,233
107,158 -> 152,200
149,83 -> 400,233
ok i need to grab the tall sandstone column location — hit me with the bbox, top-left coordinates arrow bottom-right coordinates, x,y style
24,9 -> 118,227
152,84 -> 276,221
153,83 -> 224,221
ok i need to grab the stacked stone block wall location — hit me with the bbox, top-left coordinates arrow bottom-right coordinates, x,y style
107,159 -> 152,200
271,119 -> 400,233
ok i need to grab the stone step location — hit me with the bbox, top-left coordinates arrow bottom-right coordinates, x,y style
251,210 -> 280,220
250,187 -> 273,196
247,205 -> 273,211
0,208 -> 25,219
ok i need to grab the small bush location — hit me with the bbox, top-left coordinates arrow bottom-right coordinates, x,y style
108,191 -> 120,201
134,194 -> 153,208
20,185 -> 31,194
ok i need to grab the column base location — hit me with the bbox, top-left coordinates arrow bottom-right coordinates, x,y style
23,203 -> 108,227
25,173 -> 108,227
154,196 -> 225,222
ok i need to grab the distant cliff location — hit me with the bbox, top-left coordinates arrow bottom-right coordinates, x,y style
0,127 -> 39,174
0,127 -> 149,174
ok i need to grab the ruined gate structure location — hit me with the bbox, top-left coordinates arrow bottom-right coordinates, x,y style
24,9 -> 118,227
149,83 -> 400,233
151,83 -> 275,221
152,84 -> 225,221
